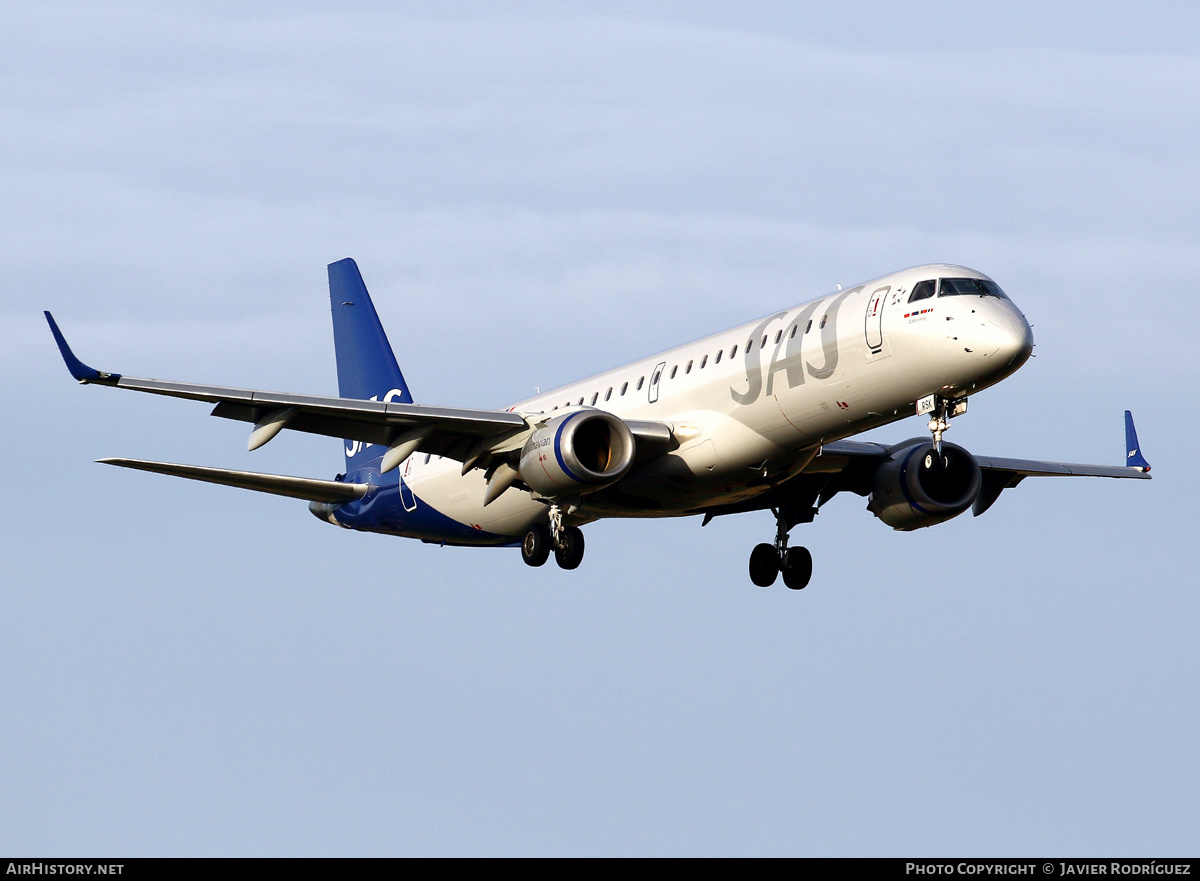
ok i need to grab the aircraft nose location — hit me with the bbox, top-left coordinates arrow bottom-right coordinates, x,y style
982,308 -> 1034,369
999,311 -> 1034,367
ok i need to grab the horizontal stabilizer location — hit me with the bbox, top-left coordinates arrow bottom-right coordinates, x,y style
97,458 -> 369,502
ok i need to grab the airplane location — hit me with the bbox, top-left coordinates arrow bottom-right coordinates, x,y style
45,259 -> 1151,589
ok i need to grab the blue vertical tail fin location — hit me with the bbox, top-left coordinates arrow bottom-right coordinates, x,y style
328,258 -> 412,472
1124,410 -> 1150,471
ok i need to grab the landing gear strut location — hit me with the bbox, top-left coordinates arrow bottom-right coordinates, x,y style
748,508 -> 812,590
929,401 -> 951,458
521,504 -> 585,570
925,395 -> 967,459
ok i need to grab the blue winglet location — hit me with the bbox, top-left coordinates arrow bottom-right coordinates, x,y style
1124,410 -> 1150,472
44,312 -> 120,384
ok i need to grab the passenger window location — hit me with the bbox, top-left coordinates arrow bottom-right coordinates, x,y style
577,397 -> 584,406
424,454 -> 431,464
590,392 -> 598,405
638,376 -> 645,390
908,279 -> 935,302
620,382 -> 628,395
746,338 -> 753,351
819,315 -> 828,329
789,325 -> 797,339
604,387 -> 612,401
774,330 -> 782,344
731,344 -> 738,357
715,350 -> 722,363
700,355 -> 708,368
761,334 -> 768,347
685,360 -> 693,374
805,320 -> 812,334
670,365 -> 678,379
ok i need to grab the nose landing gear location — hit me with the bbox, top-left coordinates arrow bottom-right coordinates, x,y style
748,508 -> 813,590
921,394 -> 967,459
929,410 -> 951,458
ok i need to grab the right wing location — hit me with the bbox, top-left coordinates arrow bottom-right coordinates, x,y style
817,441 -> 1152,480
699,414 -> 1150,524
816,415 -> 1150,517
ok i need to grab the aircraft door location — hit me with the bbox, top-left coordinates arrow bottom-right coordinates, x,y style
648,361 -> 667,403
865,285 -> 889,352
399,458 -> 418,512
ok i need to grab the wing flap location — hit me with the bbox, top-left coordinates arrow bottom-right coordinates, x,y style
130,376 -> 529,459
97,458 -> 370,502
206,396 -> 528,459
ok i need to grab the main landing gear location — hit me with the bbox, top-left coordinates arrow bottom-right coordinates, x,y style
521,504 -> 585,570
748,508 -> 812,590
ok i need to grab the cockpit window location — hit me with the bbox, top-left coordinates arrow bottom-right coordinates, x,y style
938,277 -> 1008,299
908,280 -> 935,303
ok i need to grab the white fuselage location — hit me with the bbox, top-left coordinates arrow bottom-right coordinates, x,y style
392,264 -> 1033,540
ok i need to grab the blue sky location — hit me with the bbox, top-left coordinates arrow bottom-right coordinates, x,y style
2,1 -> 1197,855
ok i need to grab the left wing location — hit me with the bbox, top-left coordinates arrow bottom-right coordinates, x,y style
47,312 -> 676,472
46,311 -> 529,463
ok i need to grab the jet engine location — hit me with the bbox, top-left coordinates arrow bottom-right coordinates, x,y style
518,410 -> 636,498
867,441 -> 982,530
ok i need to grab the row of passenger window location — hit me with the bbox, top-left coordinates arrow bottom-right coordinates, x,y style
547,312 -> 831,410
908,277 -> 1009,303
550,375 -> 646,409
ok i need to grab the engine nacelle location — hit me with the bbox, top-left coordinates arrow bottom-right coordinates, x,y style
867,441 -> 982,530
518,410 -> 636,499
